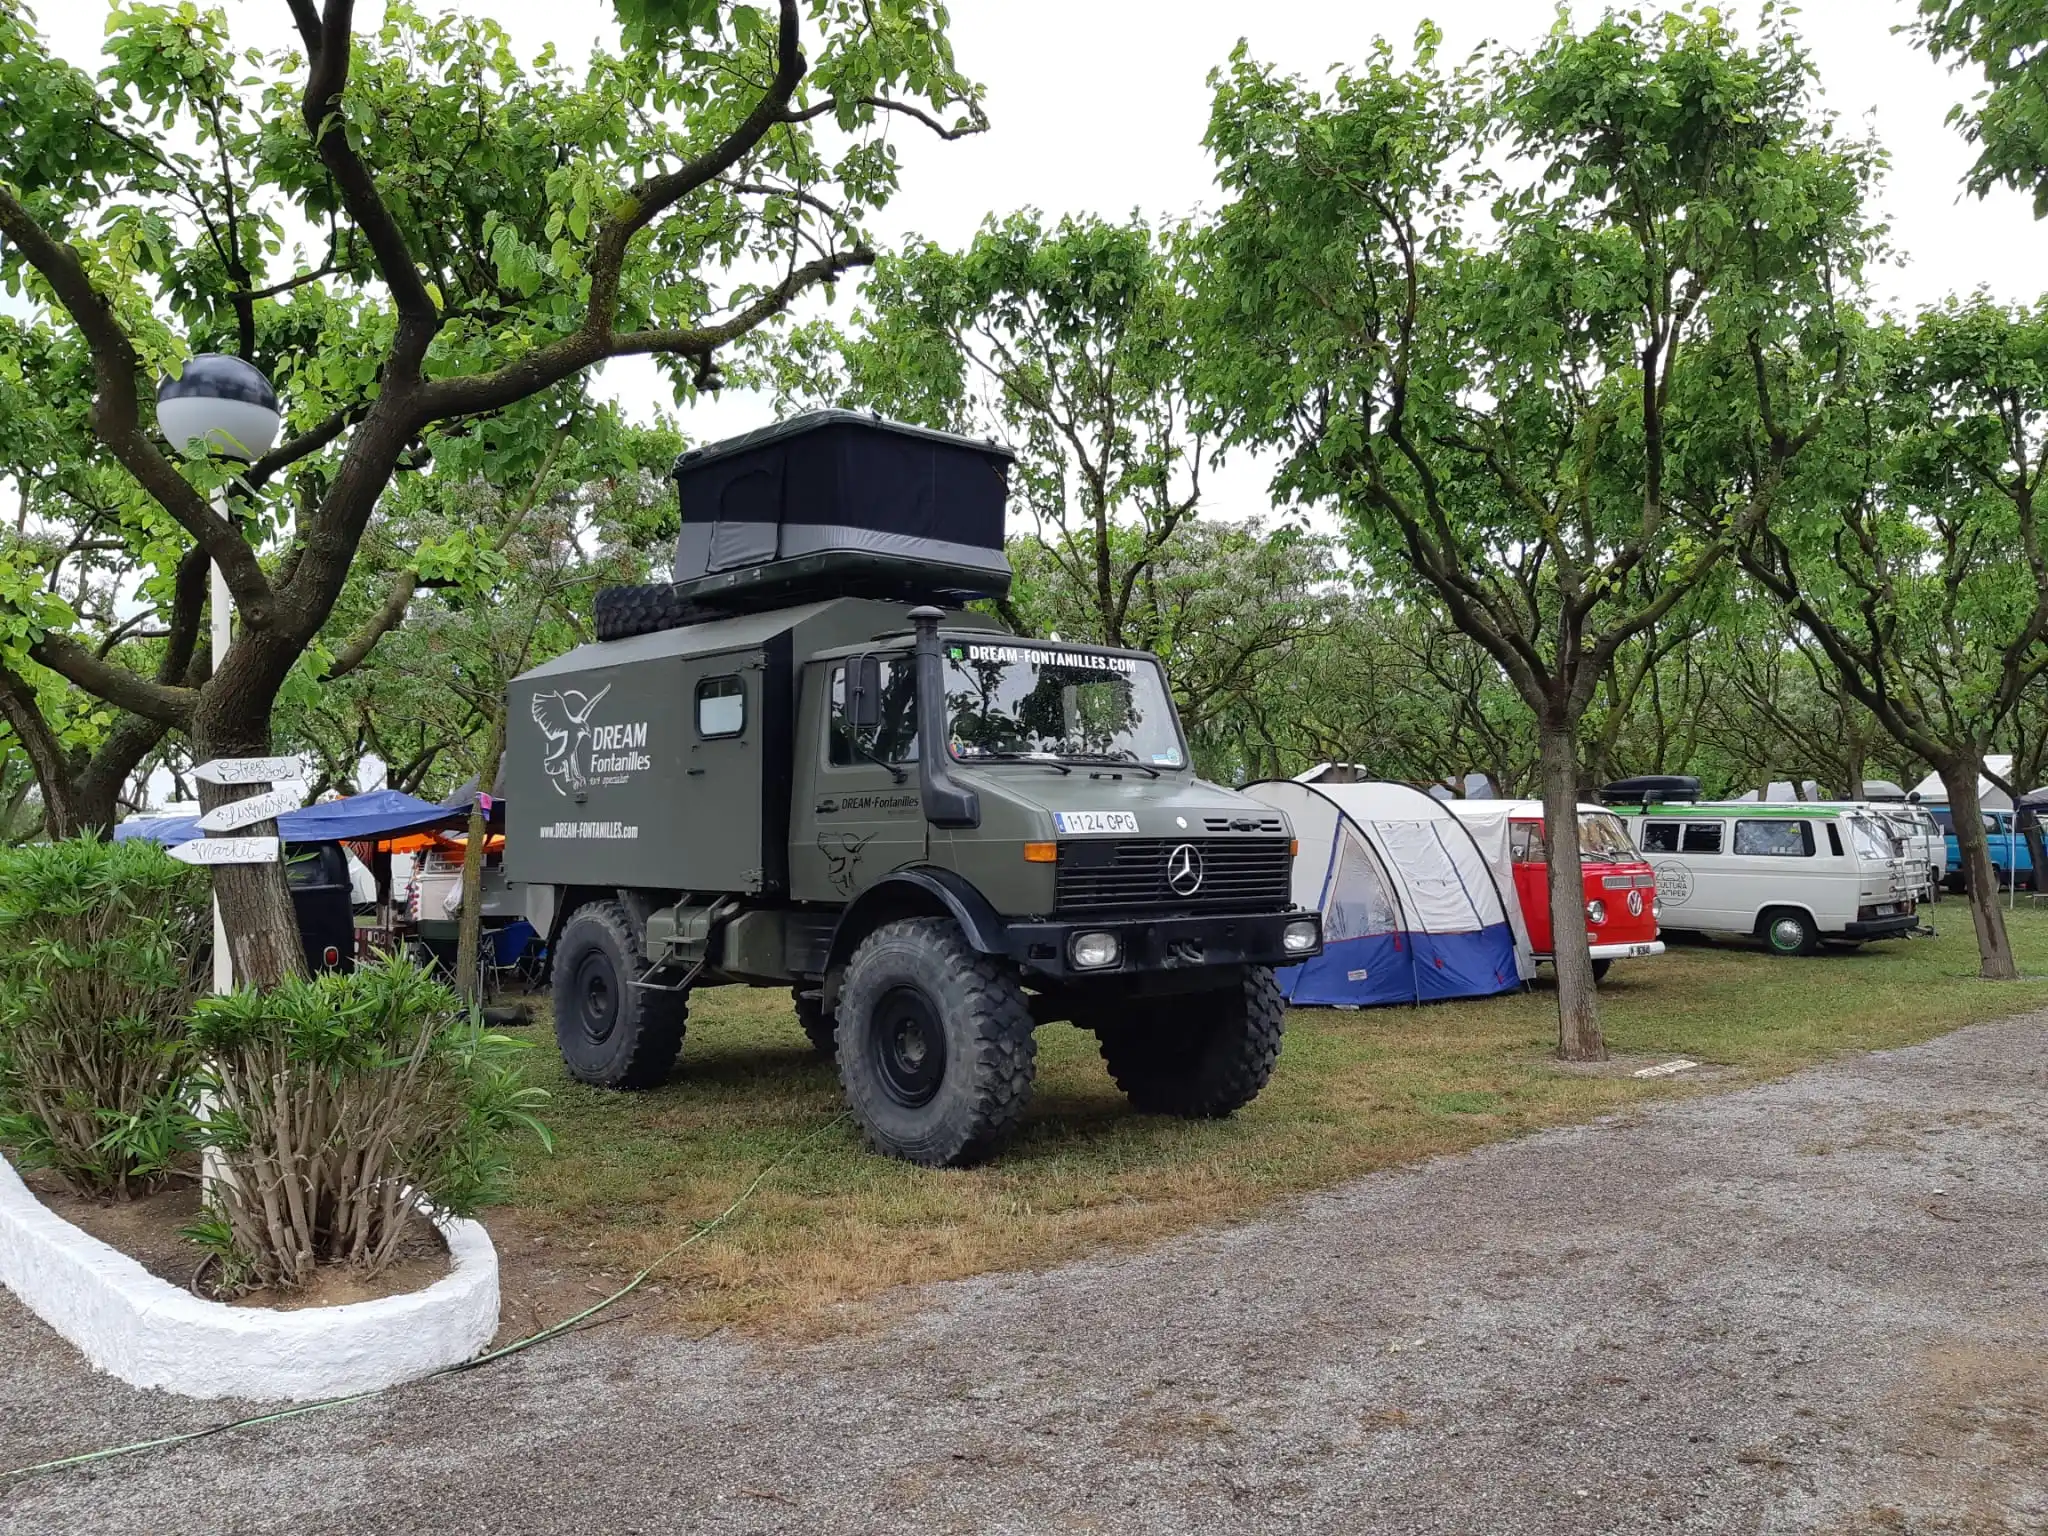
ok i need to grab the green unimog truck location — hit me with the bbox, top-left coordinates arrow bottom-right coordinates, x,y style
504,412 -> 1322,1166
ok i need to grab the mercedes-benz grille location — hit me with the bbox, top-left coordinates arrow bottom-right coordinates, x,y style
1055,838 -> 1294,915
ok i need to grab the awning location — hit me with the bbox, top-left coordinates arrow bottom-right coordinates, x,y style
115,788 -> 461,848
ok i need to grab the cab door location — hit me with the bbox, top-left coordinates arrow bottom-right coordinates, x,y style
790,656 -> 926,903
1509,818 -> 1554,954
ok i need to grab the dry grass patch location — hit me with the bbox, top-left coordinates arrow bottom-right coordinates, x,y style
495,909 -> 2048,1335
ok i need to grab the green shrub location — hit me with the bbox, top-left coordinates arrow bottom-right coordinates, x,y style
187,956 -> 550,1290
0,838 -> 209,1198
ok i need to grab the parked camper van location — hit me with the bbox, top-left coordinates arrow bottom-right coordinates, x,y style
1445,800 -> 1664,980
1927,806 -> 2036,892
1602,778 -> 1917,955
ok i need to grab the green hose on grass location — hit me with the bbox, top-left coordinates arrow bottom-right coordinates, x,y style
0,1113 -> 851,1487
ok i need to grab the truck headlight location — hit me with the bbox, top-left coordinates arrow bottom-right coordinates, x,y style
1586,899 -> 1607,926
1070,931 -> 1121,969
1283,918 -> 1320,953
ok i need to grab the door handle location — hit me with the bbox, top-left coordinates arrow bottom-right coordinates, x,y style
687,767 -> 706,776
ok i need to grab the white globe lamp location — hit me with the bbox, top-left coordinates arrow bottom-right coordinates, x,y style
156,353 -> 281,462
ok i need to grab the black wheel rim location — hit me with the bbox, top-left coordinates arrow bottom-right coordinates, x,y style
869,986 -> 947,1108
576,951 -> 619,1044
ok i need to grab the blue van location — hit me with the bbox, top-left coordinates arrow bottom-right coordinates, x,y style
1928,806 -> 2036,891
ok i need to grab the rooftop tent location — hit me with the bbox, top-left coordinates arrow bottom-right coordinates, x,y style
670,410 -> 1016,611
1244,779 -> 1530,1008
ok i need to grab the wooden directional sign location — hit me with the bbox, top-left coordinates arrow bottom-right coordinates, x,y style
193,755 -> 299,786
168,836 -> 280,866
195,787 -> 299,833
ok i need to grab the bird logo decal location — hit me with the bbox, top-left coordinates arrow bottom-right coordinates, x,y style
818,831 -> 875,894
531,684 -> 614,796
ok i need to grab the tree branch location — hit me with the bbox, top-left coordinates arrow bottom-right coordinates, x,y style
26,633 -> 196,727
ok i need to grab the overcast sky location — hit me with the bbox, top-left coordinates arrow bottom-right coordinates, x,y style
25,0 -> 2046,515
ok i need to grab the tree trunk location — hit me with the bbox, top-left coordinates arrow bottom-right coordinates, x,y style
1539,712 -> 1605,1061
1940,760 -> 2019,981
453,708 -> 507,1006
192,685 -> 309,991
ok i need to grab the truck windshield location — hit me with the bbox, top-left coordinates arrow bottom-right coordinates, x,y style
941,641 -> 1185,768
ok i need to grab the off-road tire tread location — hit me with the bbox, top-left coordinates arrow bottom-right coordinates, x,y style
837,917 -> 1036,1166
1097,967 -> 1284,1118
593,583 -> 710,642
793,986 -> 836,1056
552,899 -> 687,1088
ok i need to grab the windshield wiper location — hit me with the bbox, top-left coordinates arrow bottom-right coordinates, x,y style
959,751 -> 1071,775
1067,751 -> 1161,779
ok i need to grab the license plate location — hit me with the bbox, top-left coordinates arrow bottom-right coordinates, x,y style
1053,811 -> 1140,835
1875,904 -> 1896,916
1629,944 -> 1654,957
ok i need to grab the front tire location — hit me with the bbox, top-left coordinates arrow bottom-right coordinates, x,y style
1760,907 -> 1820,957
1590,958 -> 1613,983
551,901 -> 687,1088
835,918 -> 1037,1167
1096,967 -> 1284,1118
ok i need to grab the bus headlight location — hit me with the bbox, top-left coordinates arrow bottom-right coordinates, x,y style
1586,899 -> 1608,926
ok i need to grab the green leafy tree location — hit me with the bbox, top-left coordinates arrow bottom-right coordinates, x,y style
1196,11 -> 1880,1058
1913,0 -> 2048,214
0,0 -> 981,984
1740,299 -> 2048,978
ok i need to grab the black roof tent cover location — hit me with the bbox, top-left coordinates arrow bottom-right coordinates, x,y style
671,410 -> 1016,611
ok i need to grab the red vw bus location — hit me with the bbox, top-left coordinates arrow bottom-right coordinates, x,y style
1449,800 -> 1664,980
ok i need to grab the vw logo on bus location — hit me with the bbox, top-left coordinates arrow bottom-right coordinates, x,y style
1166,842 -> 1205,896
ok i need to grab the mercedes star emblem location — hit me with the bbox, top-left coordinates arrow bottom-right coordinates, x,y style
1166,842 -> 1204,896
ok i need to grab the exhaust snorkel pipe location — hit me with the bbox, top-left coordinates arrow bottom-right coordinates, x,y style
909,605 -> 980,829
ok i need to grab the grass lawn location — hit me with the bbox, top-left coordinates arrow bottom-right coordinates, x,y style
496,905 -> 2048,1335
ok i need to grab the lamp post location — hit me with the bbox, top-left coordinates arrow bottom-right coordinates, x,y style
155,354 -> 281,992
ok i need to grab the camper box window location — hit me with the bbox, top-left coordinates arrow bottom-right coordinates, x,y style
1681,822 -> 1724,854
696,674 -> 746,738
1734,820 -> 1814,857
1641,821 -> 1680,853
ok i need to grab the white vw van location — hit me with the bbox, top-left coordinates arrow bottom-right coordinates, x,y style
1601,779 -> 1918,956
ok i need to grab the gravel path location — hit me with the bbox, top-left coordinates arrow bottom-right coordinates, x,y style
6,1018 -> 2047,1535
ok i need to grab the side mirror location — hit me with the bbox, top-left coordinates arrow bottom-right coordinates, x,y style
844,654 -> 883,733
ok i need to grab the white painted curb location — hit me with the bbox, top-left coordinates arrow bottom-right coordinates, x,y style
0,1153 -> 498,1402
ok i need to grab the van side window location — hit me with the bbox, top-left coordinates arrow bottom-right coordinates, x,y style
696,675 -> 745,738
1826,822 -> 1844,857
1734,819 -> 1813,857
828,661 -> 919,766
1509,821 -> 1546,863
1681,822 -> 1723,854
1640,822 -> 1680,853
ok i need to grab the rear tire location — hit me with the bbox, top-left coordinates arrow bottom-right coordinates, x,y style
1097,967 -> 1284,1118
793,986 -> 836,1056
1759,907 -> 1820,958
551,901 -> 687,1088
836,918 -> 1036,1167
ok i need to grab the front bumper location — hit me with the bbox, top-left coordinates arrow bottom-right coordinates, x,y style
1587,939 -> 1665,962
999,909 -> 1321,982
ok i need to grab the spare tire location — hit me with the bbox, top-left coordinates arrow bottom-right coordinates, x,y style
594,583 -> 702,641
